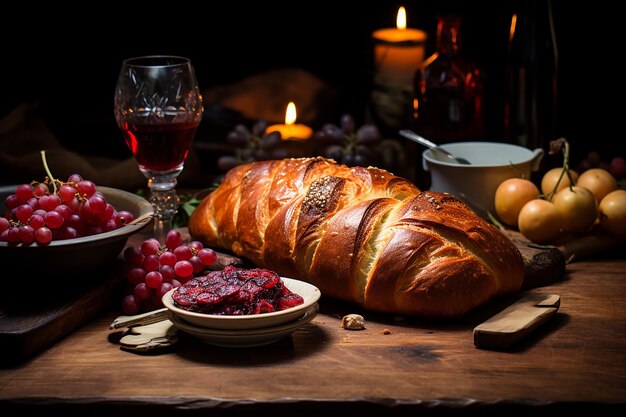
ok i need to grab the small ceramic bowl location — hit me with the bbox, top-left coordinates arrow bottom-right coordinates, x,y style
0,185 -> 153,278
162,277 -> 321,330
166,304 -> 319,348
422,142 -> 543,216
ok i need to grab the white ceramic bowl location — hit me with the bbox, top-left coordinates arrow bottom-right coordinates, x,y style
162,277 -> 321,330
422,142 -> 543,216
166,304 -> 319,347
0,186 -> 153,278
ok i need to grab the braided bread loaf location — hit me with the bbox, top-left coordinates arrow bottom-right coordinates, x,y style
188,157 -> 524,317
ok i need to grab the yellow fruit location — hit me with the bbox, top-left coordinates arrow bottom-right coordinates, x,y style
518,199 -> 562,243
552,186 -> 598,233
494,178 -> 540,228
576,168 -> 618,202
599,190 -> 626,235
541,167 -> 579,199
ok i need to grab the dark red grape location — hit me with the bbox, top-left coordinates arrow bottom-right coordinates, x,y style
323,145 -> 342,161
158,282 -> 173,299
35,227 -> 52,244
141,239 -> 160,255
217,155 -> 240,171
28,214 -> 45,230
127,267 -> 147,286
271,149 -> 290,159
253,149 -> 268,160
241,148 -> 255,161
356,145 -> 375,160
145,271 -> 164,289
18,225 -> 36,245
5,194 -> 20,209
160,265 -> 175,282
260,131 -> 281,149
353,153 -> 371,166
159,251 -> 177,266
252,120 -> 268,136
356,125 -> 381,144
33,183 -> 48,197
67,173 -> 83,183
76,180 -> 96,197
121,295 -> 141,315
227,130 -> 249,145
316,123 -> 344,142
134,283 -> 151,300
114,210 -> 134,227
342,152 -> 356,166
0,217 -> 9,233
166,229 -> 183,250
340,114 -> 355,133
587,151 -> 601,168
173,245 -> 193,261
15,184 -> 33,202
174,260 -> 193,278
198,248 -> 218,266
610,157 -> 625,178
88,195 -> 106,213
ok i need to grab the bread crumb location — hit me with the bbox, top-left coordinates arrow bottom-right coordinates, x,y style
341,314 -> 365,330
382,329 -> 391,335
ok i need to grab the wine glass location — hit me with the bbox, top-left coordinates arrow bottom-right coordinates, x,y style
114,55 -> 203,242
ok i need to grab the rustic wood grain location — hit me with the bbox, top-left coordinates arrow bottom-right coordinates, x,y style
1,257 -> 625,416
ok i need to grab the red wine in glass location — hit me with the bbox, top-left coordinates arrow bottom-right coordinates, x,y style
121,118 -> 200,171
114,55 -> 203,243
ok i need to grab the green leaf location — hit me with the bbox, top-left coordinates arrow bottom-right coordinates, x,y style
172,195 -> 201,228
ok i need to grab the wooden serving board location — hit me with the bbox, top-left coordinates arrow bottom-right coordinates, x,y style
0,266 -> 125,364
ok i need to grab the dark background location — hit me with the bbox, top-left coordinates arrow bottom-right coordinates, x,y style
1,0 -> 621,186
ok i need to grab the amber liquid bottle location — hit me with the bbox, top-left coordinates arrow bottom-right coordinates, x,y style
412,16 -> 485,143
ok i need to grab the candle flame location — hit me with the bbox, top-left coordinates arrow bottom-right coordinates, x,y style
285,102 -> 297,125
396,7 -> 407,30
509,14 -> 517,43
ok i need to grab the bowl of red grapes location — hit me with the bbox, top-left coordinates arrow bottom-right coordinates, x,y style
0,174 -> 153,277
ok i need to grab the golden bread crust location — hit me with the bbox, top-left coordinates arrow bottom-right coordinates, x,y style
188,157 -> 524,317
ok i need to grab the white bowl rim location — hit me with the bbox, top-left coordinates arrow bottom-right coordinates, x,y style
166,303 -> 320,336
423,142 -> 543,168
162,276 -> 321,321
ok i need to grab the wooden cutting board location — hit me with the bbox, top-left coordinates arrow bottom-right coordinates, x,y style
472,229 -> 625,349
0,266 -> 125,364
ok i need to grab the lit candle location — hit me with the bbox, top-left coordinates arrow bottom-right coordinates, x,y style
265,102 -> 313,141
372,6 -> 427,85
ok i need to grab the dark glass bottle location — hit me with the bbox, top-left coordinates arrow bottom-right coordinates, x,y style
504,0 -> 559,150
412,15 -> 484,142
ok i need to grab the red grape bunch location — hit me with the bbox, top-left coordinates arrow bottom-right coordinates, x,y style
217,120 -> 287,171
577,151 -> 625,183
1,174 -> 135,245
120,229 -> 218,314
315,114 -> 382,166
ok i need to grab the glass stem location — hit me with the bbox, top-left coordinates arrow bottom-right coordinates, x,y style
147,175 -> 180,244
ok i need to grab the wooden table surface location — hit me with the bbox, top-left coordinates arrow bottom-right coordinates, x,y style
1,251 -> 625,416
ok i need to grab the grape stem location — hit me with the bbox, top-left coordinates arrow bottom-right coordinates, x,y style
40,150 -> 58,194
547,138 -> 574,201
